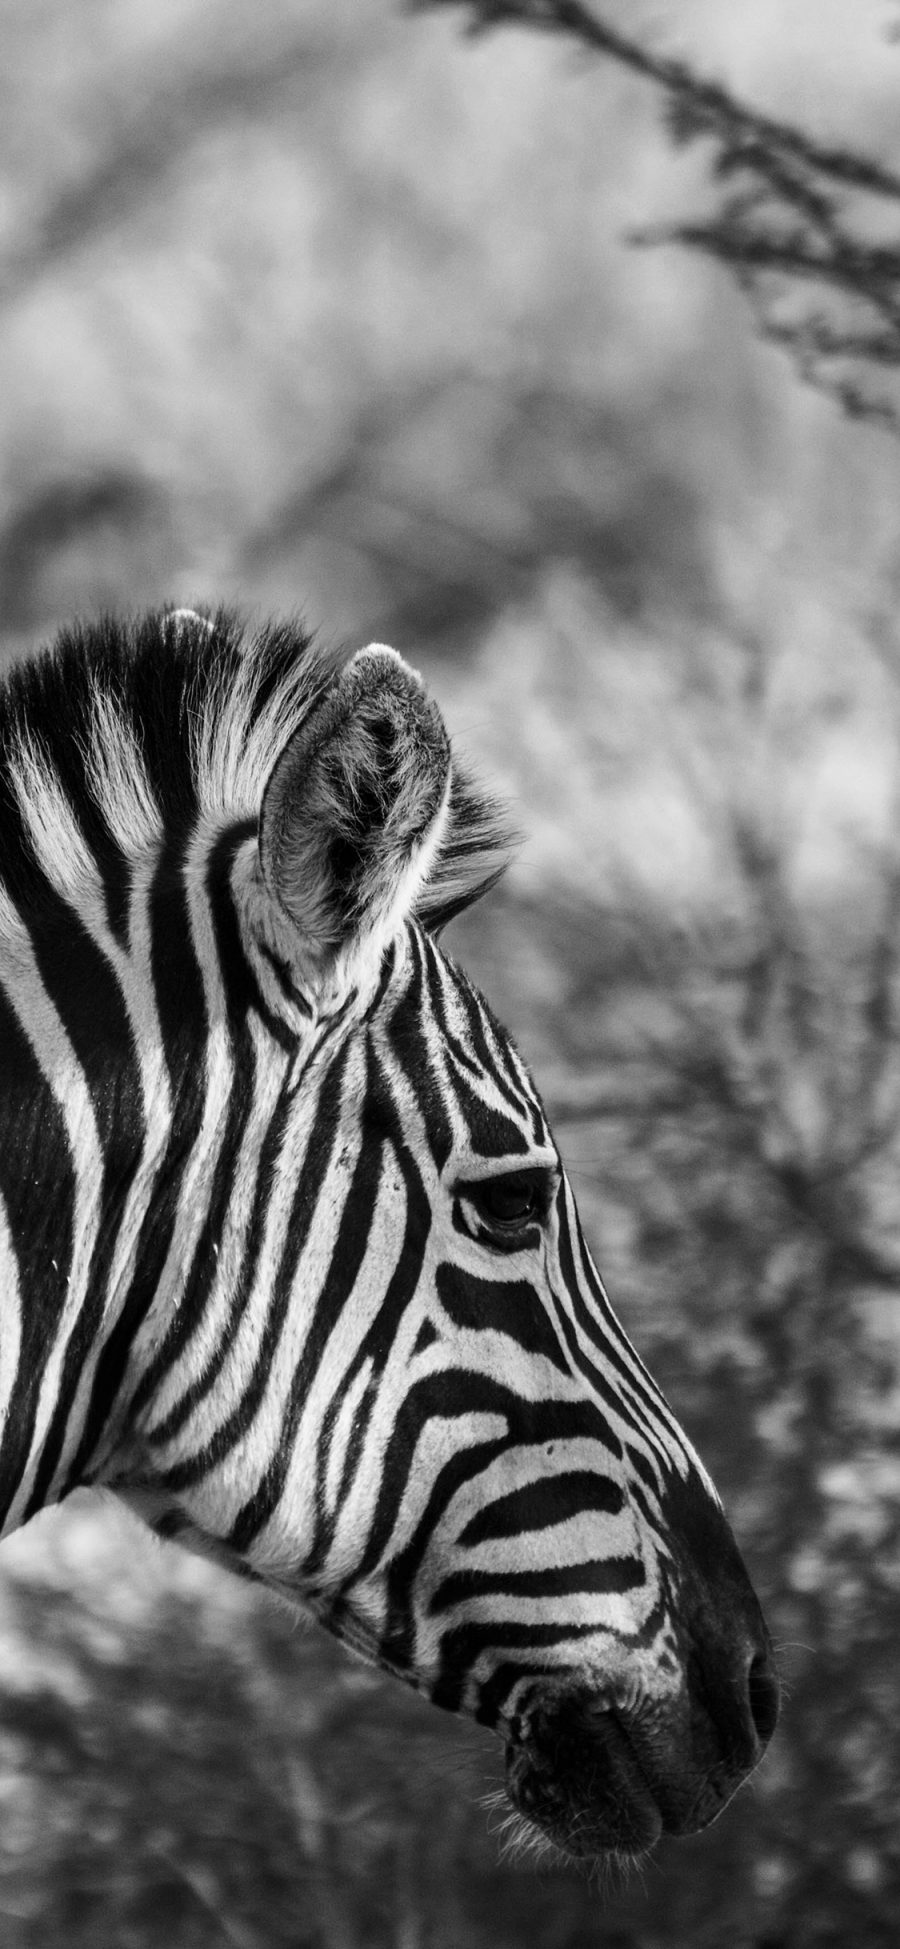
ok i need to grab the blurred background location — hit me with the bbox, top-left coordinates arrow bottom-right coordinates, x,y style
2,0 -> 900,1943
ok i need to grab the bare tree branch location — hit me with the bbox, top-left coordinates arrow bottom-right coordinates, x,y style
412,0 -> 900,425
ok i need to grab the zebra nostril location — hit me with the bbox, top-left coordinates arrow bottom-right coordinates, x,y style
747,1650 -> 780,1746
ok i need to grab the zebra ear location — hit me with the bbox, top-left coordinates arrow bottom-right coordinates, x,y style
259,646 -> 451,985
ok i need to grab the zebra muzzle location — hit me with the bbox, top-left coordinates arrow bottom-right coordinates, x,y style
504,1651 -> 779,1861
505,1700 -> 664,1858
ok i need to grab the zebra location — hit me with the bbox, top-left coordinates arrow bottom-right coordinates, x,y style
0,606 -> 778,1860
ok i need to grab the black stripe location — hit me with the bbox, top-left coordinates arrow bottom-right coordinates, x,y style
442,1043 -> 531,1158
386,929 -> 453,1170
256,938 -> 313,1017
570,1205 -> 694,1476
435,1264 -> 570,1375
431,1619 -> 604,1715
76,830 -> 263,1476
20,885 -> 143,1518
459,1469 -> 624,1545
80,836 -> 210,1448
229,1075 -> 388,1555
430,1552 -> 646,1613
543,1258 -> 663,1458
626,1440 -> 665,1498
141,1065 -> 294,1448
433,1584 -> 673,1719
450,968 -> 538,1128
304,1036 -> 434,1571
0,984 -> 75,1525
554,1191 -> 676,1460
157,1038 -> 350,1495
469,1661 -> 555,1732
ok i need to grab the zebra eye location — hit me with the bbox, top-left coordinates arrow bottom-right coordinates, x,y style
465,1172 -> 548,1237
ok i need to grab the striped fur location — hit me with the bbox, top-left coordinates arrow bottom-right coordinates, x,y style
0,608 -> 777,1858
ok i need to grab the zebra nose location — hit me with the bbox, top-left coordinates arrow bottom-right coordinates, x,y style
683,1620 -> 780,1792
654,1465 -> 779,1770
747,1646 -> 780,1748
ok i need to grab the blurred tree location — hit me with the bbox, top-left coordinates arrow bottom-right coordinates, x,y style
412,0 -> 900,426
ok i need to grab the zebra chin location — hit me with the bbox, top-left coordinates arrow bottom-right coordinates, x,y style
504,1712 -> 663,1860
502,1667 -> 780,1862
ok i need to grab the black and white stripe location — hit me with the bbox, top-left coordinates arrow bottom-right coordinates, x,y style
0,608 -> 777,1857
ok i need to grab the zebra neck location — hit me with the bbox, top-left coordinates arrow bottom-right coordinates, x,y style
0,838 -> 297,1535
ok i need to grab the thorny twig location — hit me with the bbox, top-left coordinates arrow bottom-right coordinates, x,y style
411,0 -> 900,426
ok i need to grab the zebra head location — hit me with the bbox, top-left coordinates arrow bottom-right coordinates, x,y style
0,611 -> 778,1862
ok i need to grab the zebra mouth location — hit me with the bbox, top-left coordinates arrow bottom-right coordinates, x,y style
505,1706 -> 664,1859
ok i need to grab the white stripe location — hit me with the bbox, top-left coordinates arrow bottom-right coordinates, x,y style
88,692 -> 162,860
8,736 -> 96,906
156,1045 -> 363,1545
138,1003 -> 287,1437
0,1192 -> 22,1452
59,851 -> 174,1480
0,939 -> 103,1526
126,817 -> 237,1404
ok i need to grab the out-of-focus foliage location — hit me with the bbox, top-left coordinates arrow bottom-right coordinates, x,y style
1,1 -> 900,1945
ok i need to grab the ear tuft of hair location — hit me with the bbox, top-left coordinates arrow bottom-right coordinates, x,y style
414,756 -> 517,935
259,646 -> 453,980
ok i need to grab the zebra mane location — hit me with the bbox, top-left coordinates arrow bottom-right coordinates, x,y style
0,608 -> 512,935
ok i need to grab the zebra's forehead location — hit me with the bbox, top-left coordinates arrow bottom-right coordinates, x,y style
363,923 -> 556,1158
